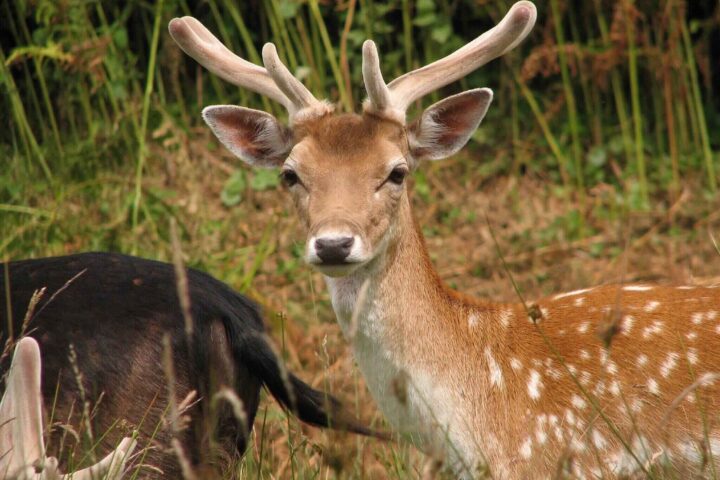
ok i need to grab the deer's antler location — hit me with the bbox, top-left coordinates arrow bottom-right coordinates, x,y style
362,1 -> 537,123
0,337 -> 137,480
168,17 -> 331,121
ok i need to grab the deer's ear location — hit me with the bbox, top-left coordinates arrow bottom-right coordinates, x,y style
408,88 -> 493,162
202,106 -> 293,168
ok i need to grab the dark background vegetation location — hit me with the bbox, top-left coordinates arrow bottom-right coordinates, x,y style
1,0 -> 719,477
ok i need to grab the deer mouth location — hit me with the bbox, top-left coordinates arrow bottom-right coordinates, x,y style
309,259 -> 365,277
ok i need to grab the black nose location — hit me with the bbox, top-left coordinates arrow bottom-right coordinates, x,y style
315,237 -> 354,264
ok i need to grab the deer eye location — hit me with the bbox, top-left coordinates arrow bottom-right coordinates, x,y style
280,169 -> 299,188
387,166 -> 408,185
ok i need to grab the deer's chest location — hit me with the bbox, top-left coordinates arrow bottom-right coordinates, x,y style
326,277 -> 478,471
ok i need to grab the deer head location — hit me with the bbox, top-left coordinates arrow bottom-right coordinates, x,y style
169,2 -> 536,278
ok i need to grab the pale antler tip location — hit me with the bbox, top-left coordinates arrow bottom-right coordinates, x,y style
168,17 -> 197,43
168,17 -> 183,36
261,43 -> 281,71
362,40 -> 380,68
362,39 -> 377,52
509,1 -> 537,25
261,43 -> 278,57
15,336 -> 40,361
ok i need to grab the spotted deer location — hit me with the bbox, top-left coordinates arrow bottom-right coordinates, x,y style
170,2 -> 720,478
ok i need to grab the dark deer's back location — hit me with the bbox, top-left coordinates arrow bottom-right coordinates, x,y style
0,252 -> 367,477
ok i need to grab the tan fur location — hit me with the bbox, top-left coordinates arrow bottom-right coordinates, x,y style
281,112 -> 720,479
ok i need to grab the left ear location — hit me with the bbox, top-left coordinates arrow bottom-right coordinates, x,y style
408,88 -> 493,162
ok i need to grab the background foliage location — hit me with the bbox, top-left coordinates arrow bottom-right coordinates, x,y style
1,0 -> 720,477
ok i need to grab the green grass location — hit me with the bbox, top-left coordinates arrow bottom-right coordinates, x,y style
1,0 -> 720,477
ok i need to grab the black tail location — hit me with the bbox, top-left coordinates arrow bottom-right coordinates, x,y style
240,330 -> 387,440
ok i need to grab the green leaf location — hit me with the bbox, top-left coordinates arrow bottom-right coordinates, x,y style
431,23 -> 452,44
587,146 -> 607,168
113,27 -> 129,49
277,0 -> 300,19
413,13 -> 436,27
250,169 -> 280,191
221,170 -> 247,206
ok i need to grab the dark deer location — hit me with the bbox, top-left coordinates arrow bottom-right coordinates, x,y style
1,252 -> 377,477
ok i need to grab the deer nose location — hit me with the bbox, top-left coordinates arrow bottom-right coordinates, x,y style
315,237 -> 354,264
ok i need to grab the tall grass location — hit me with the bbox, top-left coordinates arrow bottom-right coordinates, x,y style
2,1 -> 718,211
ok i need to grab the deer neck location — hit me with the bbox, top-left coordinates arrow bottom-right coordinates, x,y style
325,195 -> 456,353
323,195 -> 493,468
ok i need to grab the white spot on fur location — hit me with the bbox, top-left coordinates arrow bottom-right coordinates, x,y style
647,378 -> 660,395
609,380 -> 621,396
498,309 -> 512,328
580,371 -> 591,386
687,348 -> 699,365
631,399 -> 643,412
554,288 -> 592,300
570,438 -> 584,453
676,437 -> 720,465
593,380 -> 606,396
642,321 -> 664,339
677,285 -> 696,290
571,394 -> 587,410
707,310 -> 718,321
468,312 -> 479,328
606,361 -> 618,375
660,352 -> 679,378
535,424 -> 547,445
484,347 -> 504,389
577,322 -> 589,334
510,357 -> 523,372
610,436 -> 652,475
527,370 -> 542,400
519,437 -> 533,459
691,312 -> 704,325
623,285 -> 653,292
687,331 -> 698,341
622,315 -> 635,335
541,307 -> 550,319
574,297 -> 585,307
565,409 -> 576,426
699,372 -> 716,386
580,350 -> 590,361
592,430 -> 607,449
599,349 -> 609,365
644,300 -> 660,312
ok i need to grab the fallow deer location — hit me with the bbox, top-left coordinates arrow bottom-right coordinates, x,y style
1,253 -> 377,477
170,2 -> 720,478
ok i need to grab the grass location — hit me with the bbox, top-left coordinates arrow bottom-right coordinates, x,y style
1,0 -> 720,477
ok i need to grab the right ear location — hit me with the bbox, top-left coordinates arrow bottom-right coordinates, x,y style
202,106 -> 293,168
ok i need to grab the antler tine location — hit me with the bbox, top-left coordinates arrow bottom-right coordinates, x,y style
362,41 -> 392,113
363,1 -> 536,120
169,16 -> 323,118
262,43 -> 330,119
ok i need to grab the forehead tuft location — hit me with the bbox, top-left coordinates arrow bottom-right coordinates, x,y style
294,113 -> 404,157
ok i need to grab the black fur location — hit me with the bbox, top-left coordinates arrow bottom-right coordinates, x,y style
0,252 -> 379,477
